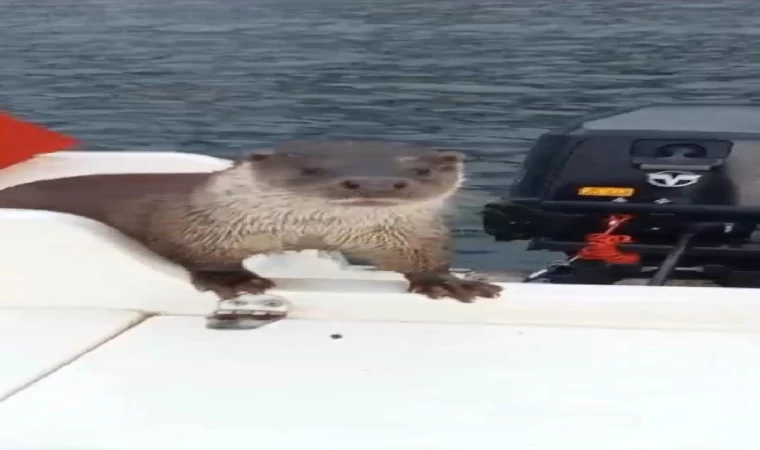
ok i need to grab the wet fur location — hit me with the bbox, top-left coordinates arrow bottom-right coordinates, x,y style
0,144 -> 501,301
143,162 -> 460,272
0,161 -> 460,272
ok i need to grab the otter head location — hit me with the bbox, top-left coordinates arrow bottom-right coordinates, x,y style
244,140 -> 465,207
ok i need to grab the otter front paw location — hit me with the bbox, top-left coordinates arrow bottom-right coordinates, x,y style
406,272 -> 502,303
190,269 -> 276,300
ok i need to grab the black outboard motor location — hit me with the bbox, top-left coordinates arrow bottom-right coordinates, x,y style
483,103 -> 760,286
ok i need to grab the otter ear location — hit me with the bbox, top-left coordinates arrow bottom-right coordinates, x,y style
436,151 -> 465,163
247,150 -> 275,162
230,149 -> 275,167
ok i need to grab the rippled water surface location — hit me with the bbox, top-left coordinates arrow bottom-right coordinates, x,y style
3,0 -> 760,270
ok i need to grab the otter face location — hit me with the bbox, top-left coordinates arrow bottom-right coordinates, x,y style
247,141 -> 465,206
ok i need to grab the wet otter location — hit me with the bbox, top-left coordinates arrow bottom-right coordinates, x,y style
0,140 -> 502,302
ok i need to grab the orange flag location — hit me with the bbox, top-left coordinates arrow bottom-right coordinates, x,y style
0,113 -> 80,169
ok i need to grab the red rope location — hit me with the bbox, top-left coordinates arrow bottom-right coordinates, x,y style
576,214 -> 640,264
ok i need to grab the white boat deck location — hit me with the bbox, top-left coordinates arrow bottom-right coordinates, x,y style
1,151 -> 760,450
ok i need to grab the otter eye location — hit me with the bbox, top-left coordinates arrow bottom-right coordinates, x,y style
300,167 -> 322,176
414,168 -> 432,177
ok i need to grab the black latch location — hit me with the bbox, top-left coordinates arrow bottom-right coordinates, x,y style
631,140 -> 731,171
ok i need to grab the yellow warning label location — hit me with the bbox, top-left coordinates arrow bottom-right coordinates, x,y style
578,187 -> 635,197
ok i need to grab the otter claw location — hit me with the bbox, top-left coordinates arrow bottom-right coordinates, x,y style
407,273 -> 502,303
191,270 -> 276,300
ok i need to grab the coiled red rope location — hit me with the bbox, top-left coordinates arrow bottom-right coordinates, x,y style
576,214 -> 640,264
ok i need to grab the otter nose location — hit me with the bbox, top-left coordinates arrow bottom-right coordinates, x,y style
339,178 -> 409,191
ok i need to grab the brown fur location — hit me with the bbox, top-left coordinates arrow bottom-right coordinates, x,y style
0,140 -> 502,302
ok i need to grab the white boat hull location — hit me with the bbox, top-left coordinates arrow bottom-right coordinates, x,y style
1,151 -> 759,450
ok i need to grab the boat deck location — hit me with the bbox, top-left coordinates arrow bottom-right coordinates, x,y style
1,152 -> 759,450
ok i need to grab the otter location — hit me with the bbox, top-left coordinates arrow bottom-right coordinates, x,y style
0,140 -> 502,302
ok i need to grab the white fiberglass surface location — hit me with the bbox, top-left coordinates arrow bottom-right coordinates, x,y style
0,316 -> 758,450
0,310 -> 143,400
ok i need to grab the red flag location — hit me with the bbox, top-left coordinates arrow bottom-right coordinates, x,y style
0,113 -> 80,169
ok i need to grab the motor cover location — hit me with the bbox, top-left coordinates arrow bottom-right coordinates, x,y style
508,104 -> 760,220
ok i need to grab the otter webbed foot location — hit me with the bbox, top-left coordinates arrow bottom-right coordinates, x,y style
190,269 -> 276,300
405,272 -> 502,303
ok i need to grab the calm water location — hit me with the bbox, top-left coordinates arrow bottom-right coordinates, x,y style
3,0 -> 760,270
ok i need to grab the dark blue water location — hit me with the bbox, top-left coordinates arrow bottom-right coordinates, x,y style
3,0 -> 760,270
